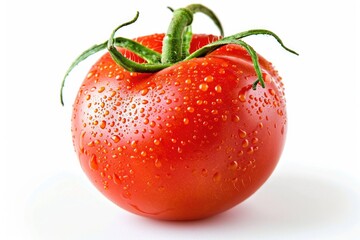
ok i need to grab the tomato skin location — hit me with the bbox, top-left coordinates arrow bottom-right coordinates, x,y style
71,34 -> 286,220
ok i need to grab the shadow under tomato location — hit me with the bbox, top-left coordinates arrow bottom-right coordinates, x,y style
129,172 -> 359,238
25,171 -> 359,239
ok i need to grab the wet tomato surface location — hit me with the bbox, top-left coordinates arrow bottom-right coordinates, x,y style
71,34 -> 287,220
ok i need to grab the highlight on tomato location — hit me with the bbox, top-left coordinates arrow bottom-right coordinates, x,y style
61,3 -> 298,220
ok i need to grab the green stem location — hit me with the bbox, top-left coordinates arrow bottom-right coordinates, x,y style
161,4 -> 223,64
186,4 -> 224,37
107,12 -> 171,73
60,28 -> 161,105
61,4 -> 298,106
161,8 -> 193,64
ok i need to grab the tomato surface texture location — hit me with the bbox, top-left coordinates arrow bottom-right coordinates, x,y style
64,4 -> 297,220
71,34 -> 286,220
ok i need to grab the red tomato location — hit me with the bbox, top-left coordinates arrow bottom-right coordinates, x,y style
71,33 -> 287,220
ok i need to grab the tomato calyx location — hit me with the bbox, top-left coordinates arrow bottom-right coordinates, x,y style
60,3 -> 298,105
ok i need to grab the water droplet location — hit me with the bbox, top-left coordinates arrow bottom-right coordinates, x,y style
215,85 -> 222,93
187,106 -> 195,113
89,154 -> 98,170
140,151 -> 147,157
155,159 -> 162,168
79,131 -> 86,154
211,109 -> 218,115
221,114 -> 228,121
177,147 -> 183,153
247,147 -> 254,154
131,140 -> 137,148
281,125 -> 285,135
218,68 -> 225,74
264,74 -> 272,83
232,177 -> 239,184
140,88 -> 149,96
100,120 -> 106,129
130,72 -> 138,77
113,173 -> 122,185
242,139 -> 249,148
199,83 -> 209,91
204,75 -> 214,82
239,94 -> 246,102
232,115 -> 240,122
111,135 -> 121,143
228,161 -> 238,170
212,172 -> 221,182
183,118 -> 189,125
87,72 -> 94,79
238,129 -> 247,138
154,139 -> 161,146
98,86 -> 105,93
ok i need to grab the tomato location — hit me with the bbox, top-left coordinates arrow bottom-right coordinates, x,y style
63,4 -> 297,220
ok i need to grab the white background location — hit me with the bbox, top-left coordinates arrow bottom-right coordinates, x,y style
2,0 -> 360,239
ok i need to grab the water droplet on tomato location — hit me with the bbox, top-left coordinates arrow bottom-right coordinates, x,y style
231,115 -> 240,122
100,120 -> 106,129
111,135 -> 121,143
204,75 -> 214,82
155,159 -> 162,168
89,154 -> 98,170
238,129 -> 247,138
247,147 -> 254,154
187,106 -> 195,113
242,139 -> 249,148
98,86 -> 105,93
212,172 -> 221,182
269,89 -> 276,96
87,72 -> 94,79
228,161 -> 238,170
215,85 -> 222,93
79,131 -> 86,154
183,118 -> 189,125
140,88 -> 149,96
113,173 -> 122,185
264,74 -> 272,83
177,147 -> 183,154
199,83 -> 209,92
154,139 -> 161,146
